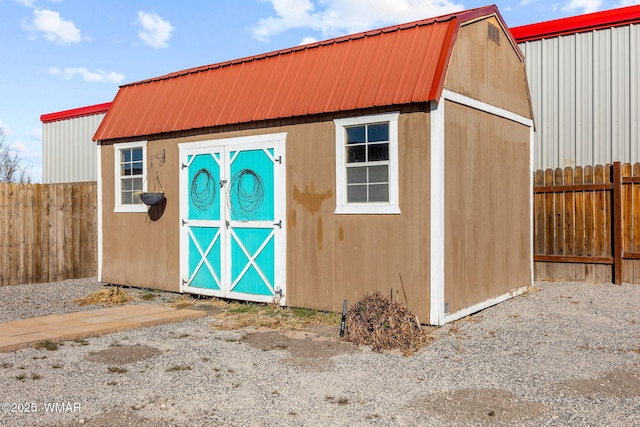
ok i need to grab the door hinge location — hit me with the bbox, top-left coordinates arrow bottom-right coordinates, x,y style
181,219 -> 188,226
220,179 -> 228,188
181,163 -> 188,169
274,155 -> 282,164
225,220 -> 230,229
273,220 -> 282,229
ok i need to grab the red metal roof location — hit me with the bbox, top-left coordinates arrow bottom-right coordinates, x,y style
41,102 -> 112,124
511,4 -> 640,42
95,6 -> 512,141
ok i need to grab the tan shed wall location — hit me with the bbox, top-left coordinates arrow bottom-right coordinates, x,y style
445,16 -> 532,120
100,140 -> 181,291
287,111 -> 431,320
100,109 -> 432,319
444,101 -> 531,313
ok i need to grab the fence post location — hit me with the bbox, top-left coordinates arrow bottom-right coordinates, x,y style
612,162 -> 623,284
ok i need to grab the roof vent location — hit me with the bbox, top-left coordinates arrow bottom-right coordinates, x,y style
488,22 -> 500,45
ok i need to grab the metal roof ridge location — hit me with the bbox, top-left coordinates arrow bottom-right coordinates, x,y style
511,4 -> 640,42
122,6 -> 499,88
41,102 -> 112,123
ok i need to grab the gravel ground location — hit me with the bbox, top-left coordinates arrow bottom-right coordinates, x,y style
0,278 -> 639,426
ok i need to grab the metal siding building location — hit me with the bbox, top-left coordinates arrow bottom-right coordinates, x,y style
41,103 -> 111,183
512,5 -> 640,170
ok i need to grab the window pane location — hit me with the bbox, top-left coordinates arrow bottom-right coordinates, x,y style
123,164 -> 132,176
132,192 -> 141,204
132,148 -> 143,161
368,165 -> 388,183
131,161 -> 143,176
122,178 -> 132,191
132,177 -> 143,191
368,123 -> 389,142
347,145 -> 366,163
121,191 -> 132,205
347,185 -> 367,202
347,167 -> 367,184
369,184 -> 389,202
346,126 -> 365,144
368,143 -> 389,161
122,149 -> 131,163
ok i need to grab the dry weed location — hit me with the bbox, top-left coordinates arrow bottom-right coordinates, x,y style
343,292 -> 431,355
74,287 -> 132,306
170,295 -> 196,309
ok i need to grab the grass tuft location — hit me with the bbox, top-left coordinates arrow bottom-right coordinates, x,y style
166,365 -> 192,372
215,301 -> 340,331
34,340 -> 59,351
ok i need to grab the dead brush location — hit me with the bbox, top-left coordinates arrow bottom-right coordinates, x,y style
343,291 -> 430,356
74,287 -> 132,306
170,294 -> 196,309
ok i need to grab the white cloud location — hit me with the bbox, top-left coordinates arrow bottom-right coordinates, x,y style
16,0 -> 36,6
23,8 -> 84,45
252,0 -> 464,42
562,0 -> 602,13
9,141 -> 28,155
0,119 -> 13,135
137,11 -> 174,48
618,0 -> 640,5
48,67 -> 125,83
300,36 -> 318,45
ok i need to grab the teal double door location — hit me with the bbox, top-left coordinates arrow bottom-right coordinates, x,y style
179,134 -> 286,304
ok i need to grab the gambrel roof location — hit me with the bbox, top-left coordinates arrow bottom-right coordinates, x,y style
94,5 -> 518,141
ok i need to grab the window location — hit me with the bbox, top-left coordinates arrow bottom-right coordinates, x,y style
334,112 -> 400,214
114,141 -> 147,212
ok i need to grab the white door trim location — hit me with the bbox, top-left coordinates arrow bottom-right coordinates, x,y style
178,132 -> 287,304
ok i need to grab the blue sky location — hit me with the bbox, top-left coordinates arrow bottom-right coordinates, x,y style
1,0 -> 638,182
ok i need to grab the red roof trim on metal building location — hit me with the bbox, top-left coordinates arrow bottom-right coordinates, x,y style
41,102 -> 112,123
511,4 -> 640,42
94,6 -> 518,141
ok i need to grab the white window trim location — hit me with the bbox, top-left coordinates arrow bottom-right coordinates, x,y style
113,140 -> 147,213
334,112 -> 400,214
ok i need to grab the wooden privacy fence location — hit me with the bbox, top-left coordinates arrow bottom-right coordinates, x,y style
534,162 -> 640,284
0,182 -> 97,287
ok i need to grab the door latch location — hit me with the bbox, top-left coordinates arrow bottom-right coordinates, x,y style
273,220 -> 282,228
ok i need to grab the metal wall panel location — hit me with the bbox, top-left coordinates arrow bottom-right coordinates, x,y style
520,23 -> 640,170
42,113 -> 104,183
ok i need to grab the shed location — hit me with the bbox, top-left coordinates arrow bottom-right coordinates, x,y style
512,5 -> 640,170
94,5 -> 534,325
41,102 -> 111,183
